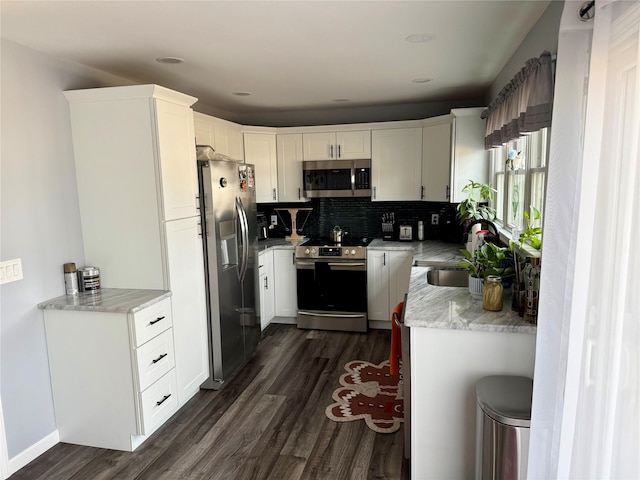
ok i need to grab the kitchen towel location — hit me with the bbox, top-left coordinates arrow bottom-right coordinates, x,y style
389,302 -> 404,376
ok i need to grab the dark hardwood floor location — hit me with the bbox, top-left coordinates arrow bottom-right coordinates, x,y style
13,325 -> 409,480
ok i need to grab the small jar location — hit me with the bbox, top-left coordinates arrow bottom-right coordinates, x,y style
483,275 -> 504,311
63,262 -> 79,295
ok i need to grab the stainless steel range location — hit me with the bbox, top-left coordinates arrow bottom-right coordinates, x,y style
295,237 -> 372,332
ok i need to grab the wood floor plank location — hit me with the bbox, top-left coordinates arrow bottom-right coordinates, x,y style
10,325 -> 407,480
9,443 -> 104,480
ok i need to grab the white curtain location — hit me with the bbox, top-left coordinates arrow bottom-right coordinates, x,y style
529,1 -> 640,478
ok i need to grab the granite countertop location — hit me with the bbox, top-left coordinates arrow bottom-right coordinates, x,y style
38,288 -> 171,314
257,238 -> 301,251
404,265 -> 536,334
368,239 -> 462,264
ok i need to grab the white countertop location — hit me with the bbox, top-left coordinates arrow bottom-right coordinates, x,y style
404,266 -> 536,334
38,288 -> 171,314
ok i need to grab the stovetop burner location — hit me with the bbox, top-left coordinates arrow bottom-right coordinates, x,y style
300,237 -> 372,247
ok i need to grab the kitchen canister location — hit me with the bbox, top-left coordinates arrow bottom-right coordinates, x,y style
63,262 -> 79,295
78,266 -> 101,294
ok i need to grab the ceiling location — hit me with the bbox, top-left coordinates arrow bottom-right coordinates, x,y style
1,1 -> 550,121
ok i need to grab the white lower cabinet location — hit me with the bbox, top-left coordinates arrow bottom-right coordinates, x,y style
273,248 -> 298,317
410,327 -> 536,479
164,217 -> 209,403
258,250 -> 275,330
367,248 -> 413,322
42,297 -> 179,452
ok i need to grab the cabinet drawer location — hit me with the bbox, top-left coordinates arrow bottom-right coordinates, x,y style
138,369 -> 178,435
132,298 -> 172,347
135,329 -> 175,392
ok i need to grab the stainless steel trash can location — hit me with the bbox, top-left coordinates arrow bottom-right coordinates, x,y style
475,375 -> 533,480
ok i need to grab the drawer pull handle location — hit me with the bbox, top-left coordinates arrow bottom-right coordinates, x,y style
152,353 -> 168,364
156,394 -> 171,406
149,316 -> 165,325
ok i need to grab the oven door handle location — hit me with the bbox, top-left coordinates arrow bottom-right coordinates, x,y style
295,261 -> 316,268
298,310 -> 366,319
328,262 -> 366,267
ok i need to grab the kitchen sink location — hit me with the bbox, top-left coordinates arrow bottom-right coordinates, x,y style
426,268 -> 469,287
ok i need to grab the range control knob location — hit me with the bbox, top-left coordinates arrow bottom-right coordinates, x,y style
344,249 -> 350,256
305,248 -> 310,255
311,248 -> 317,255
351,249 -> 357,255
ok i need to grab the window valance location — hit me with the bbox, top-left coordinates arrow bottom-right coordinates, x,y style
481,51 -> 554,149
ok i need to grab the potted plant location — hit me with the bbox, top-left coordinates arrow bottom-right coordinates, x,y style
456,180 -> 497,225
457,242 -> 514,299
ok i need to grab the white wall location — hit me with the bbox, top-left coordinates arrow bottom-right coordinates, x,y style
0,39 -> 134,461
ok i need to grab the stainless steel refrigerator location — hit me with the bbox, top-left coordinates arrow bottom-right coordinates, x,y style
197,147 -> 260,390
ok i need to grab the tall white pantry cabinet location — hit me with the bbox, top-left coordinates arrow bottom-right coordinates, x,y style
64,85 -> 209,407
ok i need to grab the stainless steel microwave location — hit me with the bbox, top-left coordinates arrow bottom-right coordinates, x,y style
303,159 -> 371,198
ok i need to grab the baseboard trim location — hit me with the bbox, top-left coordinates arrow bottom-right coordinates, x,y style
8,430 -> 59,476
369,320 -> 391,330
270,316 -> 296,325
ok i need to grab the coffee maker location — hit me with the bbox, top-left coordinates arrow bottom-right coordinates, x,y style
257,213 -> 269,240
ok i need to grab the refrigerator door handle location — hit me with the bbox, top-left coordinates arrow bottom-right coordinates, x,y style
235,196 -> 249,282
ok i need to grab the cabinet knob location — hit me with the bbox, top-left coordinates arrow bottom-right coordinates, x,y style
330,144 -> 334,158
337,144 -> 341,158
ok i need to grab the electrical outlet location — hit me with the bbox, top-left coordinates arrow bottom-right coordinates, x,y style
431,214 -> 439,225
0,258 -> 24,284
270,214 -> 278,226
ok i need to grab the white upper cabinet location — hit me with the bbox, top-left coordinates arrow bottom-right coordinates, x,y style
422,117 -> 453,202
193,112 -> 244,162
449,108 -> 488,203
302,130 -> 371,160
155,99 -> 200,221
244,132 -> 278,203
65,85 -> 199,224
420,109 -> 488,203
276,133 -> 308,202
371,127 -> 422,201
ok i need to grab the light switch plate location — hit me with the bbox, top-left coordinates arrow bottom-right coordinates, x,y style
431,214 -> 439,225
0,258 -> 24,284
270,214 -> 278,226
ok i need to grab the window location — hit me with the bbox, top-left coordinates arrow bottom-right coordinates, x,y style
489,128 -> 549,237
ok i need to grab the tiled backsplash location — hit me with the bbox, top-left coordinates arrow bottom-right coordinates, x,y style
258,198 -> 464,243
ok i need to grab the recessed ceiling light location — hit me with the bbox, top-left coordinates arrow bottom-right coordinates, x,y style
412,78 -> 433,84
405,33 -> 434,43
155,57 -> 185,64
332,98 -> 350,103
233,92 -> 251,96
